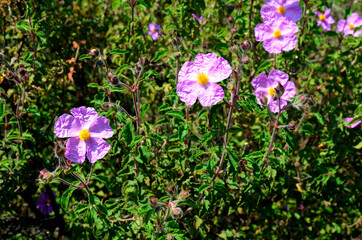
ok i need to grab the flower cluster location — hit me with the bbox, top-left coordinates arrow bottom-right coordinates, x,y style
252,70 -> 296,113
148,23 -> 162,40
177,53 -> 232,107
255,0 -> 302,54
337,13 -> 362,37
314,6 -> 335,31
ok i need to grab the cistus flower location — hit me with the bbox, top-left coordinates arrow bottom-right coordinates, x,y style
54,106 -> 114,164
337,13 -> 362,37
177,53 -> 232,107
252,69 -> 296,113
261,0 -> 302,23
314,6 -> 335,31
36,191 -> 57,216
148,23 -> 161,40
192,14 -> 203,24
344,117 -> 361,128
255,13 -> 299,54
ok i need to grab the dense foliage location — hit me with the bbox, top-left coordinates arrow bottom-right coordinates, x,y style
0,0 -> 361,239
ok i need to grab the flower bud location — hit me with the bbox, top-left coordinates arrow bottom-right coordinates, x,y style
173,52 -> 181,59
110,75 -> 120,85
14,76 -> 21,84
260,94 -> 268,106
202,42 -> 207,49
240,40 -> 251,52
179,190 -> 189,200
228,16 -> 234,24
227,81 -> 235,91
90,49 -> 98,55
287,121 -> 296,131
242,57 -> 250,64
232,70 -> 239,80
231,28 -> 237,34
166,186 -> 175,196
307,97 -> 315,106
18,67 -> 27,76
299,94 -> 308,104
171,207 -> 183,219
149,198 -> 158,208
172,37 -> 180,46
274,82 -> 285,98
141,57 -> 149,66
40,169 -> 52,180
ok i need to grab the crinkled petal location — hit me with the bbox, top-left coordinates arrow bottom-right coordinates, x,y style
251,73 -> 268,89
269,98 -> 288,113
88,116 -> 114,139
280,18 -> 299,35
281,81 -> 296,100
326,16 -> 335,24
54,114 -> 81,138
260,5 -> 278,19
347,13 -> 359,25
197,83 -> 224,107
70,106 -> 98,129
194,53 -> 218,74
281,35 -> 298,52
353,29 -> 362,37
177,80 -> 200,106
343,27 -> 354,37
263,37 -> 283,54
178,61 -> 196,83
320,20 -> 331,31
255,23 -> 274,41
65,137 -> 86,164
151,32 -> 160,40
269,69 -> 289,85
314,10 -> 322,17
207,56 -> 232,83
324,6 -> 331,16
253,89 -> 272,106
337,19 -> 346,32
86,137 -> 111,163
284,3 -> 302,22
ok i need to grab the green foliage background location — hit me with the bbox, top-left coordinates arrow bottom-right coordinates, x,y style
0,0 -> 361,239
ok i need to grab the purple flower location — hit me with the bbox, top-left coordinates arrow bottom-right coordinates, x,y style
344,117 -> 361,128
36,191 -> 56,216
261,0 -> 302,23
252,69 -> 296,113
177,53 -> 232,107
192,14 -> 203,24
255,13 -> 299,54
148,23 -> 161,41
337,13 -> 362,37
54,107 -> 114,164
314,6 -> 335,31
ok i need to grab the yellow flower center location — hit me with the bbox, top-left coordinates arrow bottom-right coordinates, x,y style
79,129 -> 90,140
277,6 -> 285,14
197,72 -> 209,85
152,29 -> 156,33
349,24 -> 354,29
273,29 -> 281,38
268,88 -> 275,96
319,14 -> 326,20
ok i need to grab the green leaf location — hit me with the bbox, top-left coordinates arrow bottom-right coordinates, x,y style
153,50 -> 170,62
149,133 -> 163,142
227,148 -> 239,171
314,112 -> 325,125
257,61 -> 272,73
198,184 -> 210,193
36,31 -> 46,43
79,54 -> 91,60
87,83 -> 99,88
194,215 -> 203,229
110,49 -> 129,55
88,191 -> 95,205
16,20 -> 31,32
301,123 -> 314,134
244,151 -> 263,159
166,110 -> 184,120
121,122 -> 135,146
112,0 -> 121,10
75,204 -> 89,213
61,187 -> 75,210
139,146 -> 150,163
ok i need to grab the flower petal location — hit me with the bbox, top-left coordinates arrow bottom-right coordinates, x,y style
284,3 -> 302,22
281,35 -> 298,52
88,116 -> 114,139
178,61 -> 196,83
263,37 -> 283,54
269,70 -> 289,85
344,117 -> 362,128
177,80 -> 200,106
255,23 -> 273,42
194,53 -> 218,74
251,73 -> 268,89
281,81 -> 296,100
207,56 -> 232,83
65,137 -> 86,164
70,106 -> 98,129
86,137 -> 111,163
337,19 -> 346,32
269,98 -> 288,113
353,29 -> 362,37
54,113 -> 81,138
197,83 -> 224,107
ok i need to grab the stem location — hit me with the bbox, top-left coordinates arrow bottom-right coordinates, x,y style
274,53 -> 277,69
86,163 -> 95,184
300,0 -> 308,36
261,98 -> 281,171
295,112 -> 308,133
55,178 -> 83,189
175,57 -> 180,86
71,173 -> 90,195
116,105 -> 138,121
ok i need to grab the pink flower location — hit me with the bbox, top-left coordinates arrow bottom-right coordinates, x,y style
177,53 -> 232,107
261,0 -> 302,23
337,13 -> 362,37
148,23 -> 161,40
192,14 -> 203,24
314,6 -> 335,31
252,69 -> 296,113
344,117 -> 361,128
36,191 -> 57,216
255,13 -> 299,54
54,107 -> 114,164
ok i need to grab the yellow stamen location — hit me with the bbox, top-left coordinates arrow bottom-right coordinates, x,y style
197,72 -> 209,85
79,129 -> 90,140
152,30 -> 156,33
349,24 -> 354,29
277,6 -> 285,14
268,88 -> 275,96
319,14 -> 326,20
273,29 -> 281,38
